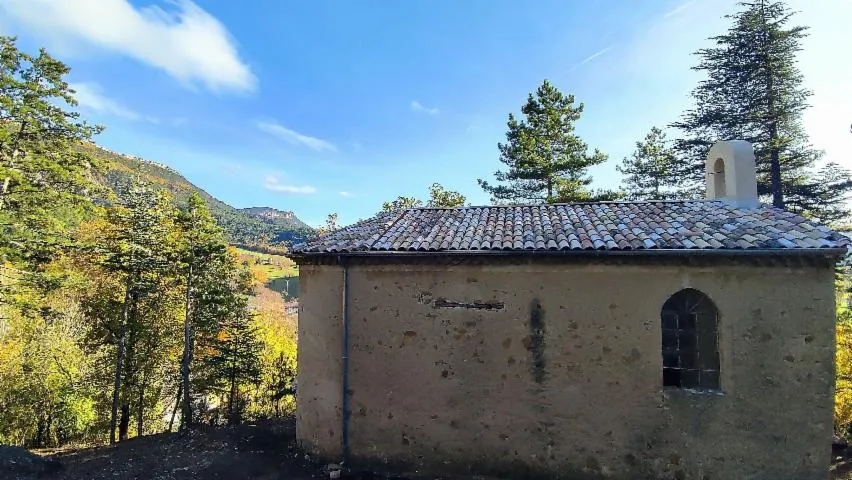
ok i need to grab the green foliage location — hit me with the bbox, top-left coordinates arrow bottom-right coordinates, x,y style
381,183 -> 467,214
617,127 -> 688,201
317,212 -> 339,235
0,36 -> 103,447
97,179 -> 180,442
671,1 -> 851,224
382,196 -> 422,213
0,39 -> 297,448
175,192 -> 231,429
427,183 -> 466,208
0,35 -> 102,269
478,79 -> 615,204
202,268 -> 263,425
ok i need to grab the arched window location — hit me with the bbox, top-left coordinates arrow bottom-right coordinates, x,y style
712,158 -> 726,198
661,288 -> 720,390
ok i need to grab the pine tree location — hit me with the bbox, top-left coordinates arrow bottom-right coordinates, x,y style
205,267 -> 262,425
0,36 -> 103,269
617,127 -> 687,201
100,180 -> 175,443
175,192 -> 227,429
672,1 -> 851,223
478,79 -> 615,204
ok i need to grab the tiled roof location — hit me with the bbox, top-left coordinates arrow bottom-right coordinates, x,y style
291,201 -> 849,255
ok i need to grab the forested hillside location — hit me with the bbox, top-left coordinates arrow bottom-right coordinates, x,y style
79,142 -> 314,247
0,37 -> 298,450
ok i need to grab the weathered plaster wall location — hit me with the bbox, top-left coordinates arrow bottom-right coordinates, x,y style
295,264 -> 343,455
296,260 -> 835,479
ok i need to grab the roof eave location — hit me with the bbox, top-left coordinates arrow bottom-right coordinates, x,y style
288,247 -> 849,260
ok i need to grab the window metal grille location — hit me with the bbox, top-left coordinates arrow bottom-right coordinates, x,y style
661,288 -> 720,390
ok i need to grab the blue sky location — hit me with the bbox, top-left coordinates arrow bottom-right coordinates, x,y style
0,0 -> 849,227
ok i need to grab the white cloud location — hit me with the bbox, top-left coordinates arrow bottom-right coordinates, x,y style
70,82 -> 140,120
571,45 -> 613,71
264,175 -> 316,194
339,191 -> 352,197
69,82 -> 163,123
411,100 -> 439,115
255,120 -> 337,152
0,0 -> 255,93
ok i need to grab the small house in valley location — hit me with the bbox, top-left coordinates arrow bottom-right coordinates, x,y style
288,141 -> 848,479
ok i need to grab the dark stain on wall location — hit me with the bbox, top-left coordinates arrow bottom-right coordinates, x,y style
529,299 -> 546,384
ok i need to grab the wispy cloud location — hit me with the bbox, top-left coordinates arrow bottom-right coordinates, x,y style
255,120 -> 337,152
664,0 -> 698,18
264,175 -> 316,194
69,82 -> 156,122
571,45 -> 613,71
411,100 -> 439,115
339,191 -> 352,197
0,0 -> 256,93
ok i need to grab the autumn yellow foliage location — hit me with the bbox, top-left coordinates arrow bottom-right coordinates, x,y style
836,276 -> 852,436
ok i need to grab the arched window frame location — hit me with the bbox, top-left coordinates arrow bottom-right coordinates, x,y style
661,288 -> 721,391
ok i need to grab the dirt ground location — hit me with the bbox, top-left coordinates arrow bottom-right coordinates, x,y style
833,459 -> 852,480
34,420 -> 318,480
4,422 -> 852,480
7,419 -> 482,480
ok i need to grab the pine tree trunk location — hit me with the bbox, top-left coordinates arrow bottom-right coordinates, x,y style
46,411 -> 52,447
119,404 -> 130,441
228,367 -> 237,425
109,282 -> 133,444
0,176 -> 9,210
180,263 -> 194,430
0,122 -> 25,212
137,369 -> 147,437
168,383 -> 182,432
761,0 -> 784,209
35,414 -> 45,448
768,65 -> 783,208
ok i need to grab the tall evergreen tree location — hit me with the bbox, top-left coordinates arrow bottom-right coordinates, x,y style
617,127 -> 687,201
205,267 -> 262,425
478,79 -> 615,204
101,180 -> 174,443
175,192 -> 228,429
672,1 -> 851,223
0,36 -> 102,302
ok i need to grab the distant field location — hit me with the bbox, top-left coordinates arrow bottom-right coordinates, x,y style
235,247 -> 298,278
235,247 -> 299,298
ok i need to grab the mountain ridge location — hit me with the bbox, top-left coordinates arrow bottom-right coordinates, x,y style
79,141 -> 314,247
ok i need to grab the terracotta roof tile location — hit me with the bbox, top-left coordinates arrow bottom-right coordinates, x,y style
292,201 -> 850,255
